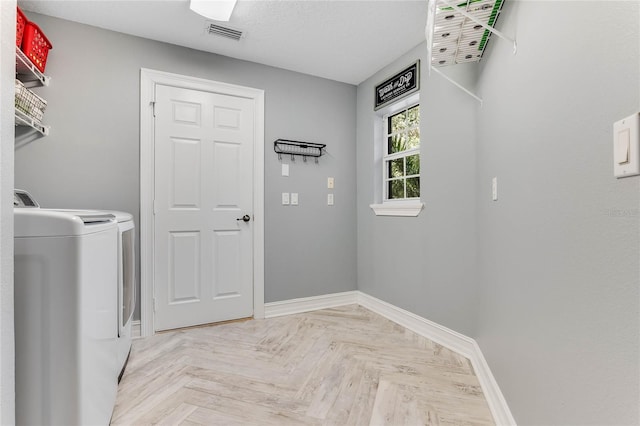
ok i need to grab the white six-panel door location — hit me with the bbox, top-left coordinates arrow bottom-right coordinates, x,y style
153,84 -> 254,331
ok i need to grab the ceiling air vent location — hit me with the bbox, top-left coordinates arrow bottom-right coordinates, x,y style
205,22 -> 244,41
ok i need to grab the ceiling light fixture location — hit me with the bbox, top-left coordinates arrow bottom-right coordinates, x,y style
190,0 -> 237,22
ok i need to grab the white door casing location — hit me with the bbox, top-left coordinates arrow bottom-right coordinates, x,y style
140,69 -> 265,336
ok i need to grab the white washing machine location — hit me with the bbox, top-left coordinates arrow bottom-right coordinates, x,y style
50,210 -> 135,380
15,190 -> 137,382
102,210 -> 135,380
14,196 -> 119,425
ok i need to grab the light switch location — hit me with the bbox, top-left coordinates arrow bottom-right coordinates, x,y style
291,193 -> 299,205
282,163 -> 289,177
614,113 -> 640,178
282,192 -> 290,205
615,129 -> 630,165
327,177 -> 334,189
492,177 -> 498,201
328,193 -> 334,206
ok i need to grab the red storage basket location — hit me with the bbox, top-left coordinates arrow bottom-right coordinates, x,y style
21,21 -> 52,73
16,7 -> 27,47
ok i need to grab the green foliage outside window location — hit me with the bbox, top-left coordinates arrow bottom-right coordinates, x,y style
386,105 -> 420,200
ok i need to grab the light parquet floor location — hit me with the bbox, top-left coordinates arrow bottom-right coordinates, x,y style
111,305 -> 494,425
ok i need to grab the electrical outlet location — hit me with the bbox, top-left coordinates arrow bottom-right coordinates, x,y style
327,177 -> 334,189
291,193 -> 299,205
282,192 -> 290,205
327,193 -> 334,206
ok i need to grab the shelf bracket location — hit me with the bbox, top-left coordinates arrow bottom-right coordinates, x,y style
15,110 -> 50,136
430,65 -> 483,104
438,0 -> 517,55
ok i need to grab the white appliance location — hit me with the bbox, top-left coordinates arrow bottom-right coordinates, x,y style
15,190 -> 137,381
103,210 -> 135,380
14,196 -> 119,425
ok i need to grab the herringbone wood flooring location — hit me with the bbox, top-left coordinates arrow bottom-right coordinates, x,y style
111,305 -> 494,425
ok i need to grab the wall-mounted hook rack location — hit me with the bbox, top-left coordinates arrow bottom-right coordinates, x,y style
274,139 -> 326,164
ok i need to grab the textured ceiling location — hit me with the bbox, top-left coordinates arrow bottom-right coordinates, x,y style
18,0 -> 429,85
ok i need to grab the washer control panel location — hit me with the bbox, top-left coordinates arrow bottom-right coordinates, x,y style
14,189 -> 39,208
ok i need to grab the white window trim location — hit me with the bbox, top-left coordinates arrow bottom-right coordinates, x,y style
370,201 -> 424,217
371,97 -> 424,217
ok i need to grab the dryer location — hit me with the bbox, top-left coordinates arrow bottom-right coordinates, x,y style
15,190 -> 137,381
102,210 -> 135,380
14,203 -> 119,425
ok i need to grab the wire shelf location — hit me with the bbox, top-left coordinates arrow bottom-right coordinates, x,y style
16,46 -> 50,87
274,139 -> 326,163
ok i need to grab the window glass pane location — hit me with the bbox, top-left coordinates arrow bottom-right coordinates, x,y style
388,158 -> 404,178
406,177 -> 420,198
382,104 -> 419,202
406,129 -> 420,150
406,154 -> 420,176
388,179 -> 405,199
388,134 -> 407,154
407,105 -> 420,127
390,111 -> 406,134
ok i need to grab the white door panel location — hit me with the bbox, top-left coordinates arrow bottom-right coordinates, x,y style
154,84 -> 254,331
170,138 -> 202,209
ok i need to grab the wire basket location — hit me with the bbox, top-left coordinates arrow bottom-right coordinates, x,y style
15,79 -> 47,123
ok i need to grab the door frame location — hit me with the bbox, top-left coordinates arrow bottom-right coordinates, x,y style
139,68 -> 265,337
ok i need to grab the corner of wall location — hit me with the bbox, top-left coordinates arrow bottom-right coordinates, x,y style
0,1 -> 17,423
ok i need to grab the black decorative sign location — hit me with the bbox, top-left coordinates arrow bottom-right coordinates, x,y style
374,60 -> 420,110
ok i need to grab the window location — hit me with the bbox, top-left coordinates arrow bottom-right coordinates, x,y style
384,104 -> 420,200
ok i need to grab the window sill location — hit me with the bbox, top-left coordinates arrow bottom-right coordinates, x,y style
369,201 -> 424,217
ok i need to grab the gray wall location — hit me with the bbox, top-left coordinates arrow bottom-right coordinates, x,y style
474,1 -> 640,425
15,12 -> 357,317
15,3 -> 640,425
357,1 -> 639,425
356,44 -> 480,336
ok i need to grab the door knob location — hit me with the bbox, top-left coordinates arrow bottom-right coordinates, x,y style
237,214 -> 251,222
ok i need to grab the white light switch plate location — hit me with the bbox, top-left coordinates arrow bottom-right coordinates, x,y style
614,112 -> 640,178
492,177 -> 498,201
282,192 -> 290,205
282,164 -> 289,177
328,193 -> 334,206
291,193 -> 299,205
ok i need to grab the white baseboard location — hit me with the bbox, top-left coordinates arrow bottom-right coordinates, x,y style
356,292 -> 477,359
131,320 -> 141,339
470,340 -> 516,426
264,290 -> 359,318
356,292 -> 516,426
265,290 -> 516,426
